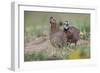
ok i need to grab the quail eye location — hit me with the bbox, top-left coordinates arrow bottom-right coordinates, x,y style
66,24 -> 69,26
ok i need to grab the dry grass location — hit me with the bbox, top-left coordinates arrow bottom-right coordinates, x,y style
24,37 -> 90,61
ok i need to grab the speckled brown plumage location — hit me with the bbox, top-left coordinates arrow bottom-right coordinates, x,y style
49,17 -> 67,48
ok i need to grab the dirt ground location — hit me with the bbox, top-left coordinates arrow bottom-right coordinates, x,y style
24,36 -> 90,54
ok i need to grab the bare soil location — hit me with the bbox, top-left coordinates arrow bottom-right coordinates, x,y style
24,36 -> 90,54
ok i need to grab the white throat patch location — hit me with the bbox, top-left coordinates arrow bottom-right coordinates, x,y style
64,24 -> 69,30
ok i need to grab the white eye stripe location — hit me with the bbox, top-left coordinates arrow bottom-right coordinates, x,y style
64,22 -> 68,24
64,22 -> 66,24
